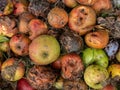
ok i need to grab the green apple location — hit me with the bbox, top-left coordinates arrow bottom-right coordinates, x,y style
84,65 -> 109,89
29,35 -> 60,65
82,48 -> 108,68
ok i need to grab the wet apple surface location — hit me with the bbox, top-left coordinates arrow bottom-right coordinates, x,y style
0,0 -> 120,90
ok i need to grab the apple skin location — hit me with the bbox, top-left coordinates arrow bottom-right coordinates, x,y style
82,48 -> 109,68
62,0 -> 78,8
28,19 -> 48,40
9,33 -> 31,56
76,0 -> 97,5
16,78 -> 35,90
69,5 -> 96,35
102,84 -> 117,90
108,64 -> 120,78
29,35 -> 60,65
84,65 -> 109,89
1,58 -> 25,81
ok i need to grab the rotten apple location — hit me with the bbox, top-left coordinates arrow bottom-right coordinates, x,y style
69,5 -> 96,35
85,30 -> 109,49
29,35 -> 60,65
76,0 -> 97,5
61,53 -> 84,80
1,58 -> 25,81
9,33 -> 31,56
28,19 -> 48,40
62,0 -> 78,8
102,84 -> 117,90
47,7 -> 68,28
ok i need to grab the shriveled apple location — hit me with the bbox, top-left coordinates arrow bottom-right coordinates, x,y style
29,35 -> 60,65
28,19 -> 48,40
84,65 -> 109,89
62,0 -> 78,8
19,12 -> 35,33
0,16 -> 18,37
69,5 -> 96,35
47,7 -> 68,28
85,30 -> 109,49
61,53 -> 84,80
1,58 -> 25,81
9,33 -> 31,56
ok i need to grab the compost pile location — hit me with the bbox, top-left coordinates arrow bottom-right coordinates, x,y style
0,0 -> 120,90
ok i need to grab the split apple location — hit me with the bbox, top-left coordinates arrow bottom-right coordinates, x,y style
29,35 -> 60,65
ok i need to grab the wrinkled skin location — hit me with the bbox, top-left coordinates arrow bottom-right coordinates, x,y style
61,53 -> 84,80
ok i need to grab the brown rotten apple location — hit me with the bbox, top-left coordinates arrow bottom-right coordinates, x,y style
28,19 -> 48,40
47,7 -> 68,28
1,58 -> 25,81
85,29 -> 109,49
61,53 -> 84,80
69,5 -> 96,35
9,33 -> 31,56
29,35 -> 60,65
27,65 -> 57,90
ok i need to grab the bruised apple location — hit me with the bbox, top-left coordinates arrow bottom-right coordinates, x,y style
1,58 -> 25,81
69,5 -> 96,35
47,7 -> 68,28
9,33 -> 31,56
84,65 -> 109,89
76,0 -> 97,5
61,53 -> 84,80
28,19 -> 48,40
62,0 -> 78,8
29,35 -> 60,65
85,30 -> 109,49
102,84 -> 117,90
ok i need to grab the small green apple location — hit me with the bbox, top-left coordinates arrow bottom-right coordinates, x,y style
29,35 -> 60,65
84,65 -> 109,89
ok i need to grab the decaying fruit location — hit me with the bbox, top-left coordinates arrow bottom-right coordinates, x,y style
85,30 -> 109,49
19,12 -> 35,33
1,58 -> 25,81
60,30 -> 84,54
27,65 -> 57,90
84,65 -> 109,89
47,7 -> 68,28
62,0 -> 78,8
69,5 -> 96,35
108,64 -> 120,78
61,53 -> 84,80
28,19 -> 48,40
102,84 -> 117,90
76,0 -> 97,5
29,35 -> 60,65
9,33 -> 31,56
63,80 -> 88,90
0,16 -> 18,37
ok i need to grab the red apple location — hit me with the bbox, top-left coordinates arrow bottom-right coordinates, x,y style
52,56 -> 62,69
28,19 -> 48,40
102,84 -> 117,90
17,78 -> 35,90
9,33 -> 31,56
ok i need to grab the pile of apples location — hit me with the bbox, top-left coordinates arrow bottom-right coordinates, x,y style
0,0 -> 120,90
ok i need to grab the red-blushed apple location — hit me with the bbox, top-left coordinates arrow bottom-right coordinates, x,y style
9,33 -> 31,56
14,2 -> 28,16
1,58 -> 25,81
19,12 -> 35,33
28,19 -> 48,40
16,78 -> 35,90
61,53 -> 84,80
52,56 -> 62,69
29,35 -> 60,65
69,5 -> 96,35
47,7 -> 68,28
62,0 -> 78,8
102,84 -> 117,90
